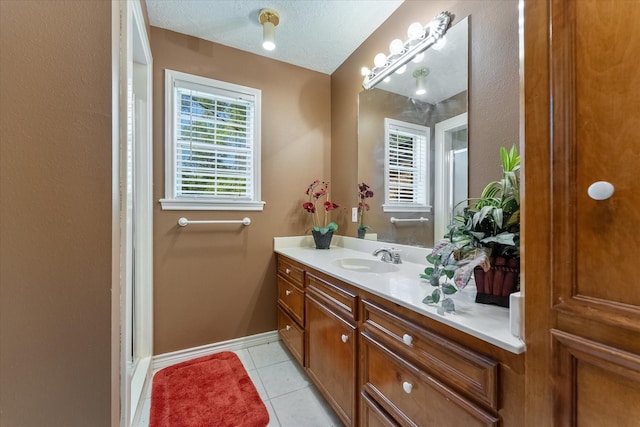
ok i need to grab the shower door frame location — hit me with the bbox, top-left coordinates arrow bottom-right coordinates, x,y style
112,0 -> 154,425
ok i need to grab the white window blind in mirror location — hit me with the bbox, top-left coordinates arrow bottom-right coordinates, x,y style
161,70 -> 264,211
383,118 -> 431,212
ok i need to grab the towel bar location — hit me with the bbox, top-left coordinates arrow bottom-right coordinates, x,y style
389,217 -> 429,224
177,217 -> 251,227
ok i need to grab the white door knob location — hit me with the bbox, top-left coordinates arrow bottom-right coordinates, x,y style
588,181 -> 615,200
402,381 -> 413,394
285,268 -> 291,274
402,334 -> 413,345
285,325 -> 291,331
341,334 -> 349,343
285,289 -> 292,296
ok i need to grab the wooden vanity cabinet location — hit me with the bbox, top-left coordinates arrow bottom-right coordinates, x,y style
275,254 -> 524,426
276,256 -> 305,365
305,271 -> 359,427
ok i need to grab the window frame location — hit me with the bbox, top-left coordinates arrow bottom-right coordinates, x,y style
382,118 -> 432,213
160,69 -> 264,211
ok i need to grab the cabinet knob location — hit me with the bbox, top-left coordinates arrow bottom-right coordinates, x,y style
285,289 -> 292,296
285,268 -> 291,274
341,334 -> 349,343
588,181 -> 614,200
285,325 -> 291,331
402,333 -> 413,345
402,381 -> 413,394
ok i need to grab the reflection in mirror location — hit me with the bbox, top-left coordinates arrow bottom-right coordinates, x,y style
358,16 -> 468,248
434,112 -> 468,240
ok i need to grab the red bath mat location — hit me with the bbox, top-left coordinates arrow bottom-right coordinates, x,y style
150,351 -> 269,427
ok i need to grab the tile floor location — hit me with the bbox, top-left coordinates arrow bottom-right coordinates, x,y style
135,340 -> 343,427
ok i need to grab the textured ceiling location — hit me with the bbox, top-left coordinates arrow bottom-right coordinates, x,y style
146,0 -> 404,74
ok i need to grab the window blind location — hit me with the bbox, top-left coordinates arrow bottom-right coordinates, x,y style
174,85 -> 255,200
386,123 -> 428,206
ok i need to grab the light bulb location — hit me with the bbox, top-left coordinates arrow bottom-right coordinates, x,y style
395,65 -> 407,75
374,53 -> 387,68
407,22 -> 424,40
361,66 -> 370,76
389,39 -> 404,55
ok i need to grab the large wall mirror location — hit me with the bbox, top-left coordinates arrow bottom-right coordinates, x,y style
358,16 -> 468,248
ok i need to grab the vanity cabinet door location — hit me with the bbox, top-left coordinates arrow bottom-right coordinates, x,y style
524,2 -> 640,425
305,278 -> 357,427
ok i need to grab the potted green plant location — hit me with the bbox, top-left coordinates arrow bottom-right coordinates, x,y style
421,145 -> 520,309
303,180 -> 339,249
420,243 -> 462,314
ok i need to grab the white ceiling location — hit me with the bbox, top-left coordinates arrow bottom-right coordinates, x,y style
146,0 -> 404,75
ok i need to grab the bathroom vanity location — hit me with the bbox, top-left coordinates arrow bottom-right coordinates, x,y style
275,236 -> 525,427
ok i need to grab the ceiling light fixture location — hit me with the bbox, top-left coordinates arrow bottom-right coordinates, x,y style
259,8 -> 280,51
413,67 -> 430,95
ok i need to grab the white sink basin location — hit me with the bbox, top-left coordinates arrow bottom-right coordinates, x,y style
333,258 -> 400,274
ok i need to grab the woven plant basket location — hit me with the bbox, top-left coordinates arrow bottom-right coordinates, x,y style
473,256 -> 520,308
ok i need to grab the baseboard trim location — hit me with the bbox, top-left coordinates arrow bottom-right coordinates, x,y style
151,330 -> 280,371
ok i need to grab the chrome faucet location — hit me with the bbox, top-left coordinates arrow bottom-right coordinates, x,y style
372,248 -> 402,264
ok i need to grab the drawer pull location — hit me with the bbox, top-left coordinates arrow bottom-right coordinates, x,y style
341,334 -> 349,343
285,289 -> 292,296
402,333 -> 413,345
402,381 -> 413,394
285,268 -> 291,274
285,325 -> 291,331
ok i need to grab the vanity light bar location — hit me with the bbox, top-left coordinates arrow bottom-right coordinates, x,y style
362,11 -> 453,90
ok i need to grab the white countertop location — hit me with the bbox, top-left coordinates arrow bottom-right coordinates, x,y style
274,235 -> 525,354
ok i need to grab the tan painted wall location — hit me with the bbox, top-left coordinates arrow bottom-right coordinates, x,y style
331,0 -> 520,237
150,27 -> 331,354
0,0 -> 113,425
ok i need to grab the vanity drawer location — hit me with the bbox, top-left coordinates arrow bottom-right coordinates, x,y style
306,272 -> 358,322
277,255 -> 305,288
361,299 -> 498,411
278,307 -> 303,366
360,391 -> 399,427
278,276 -> 304,326
361,334 -> 499,427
